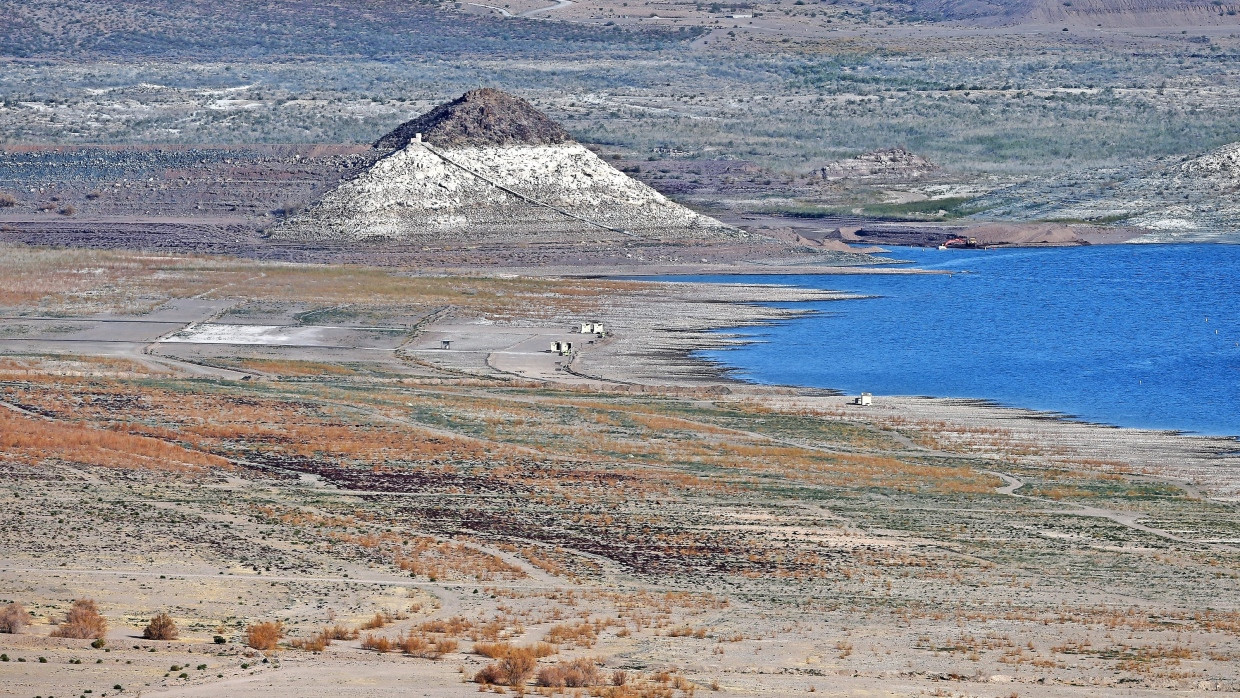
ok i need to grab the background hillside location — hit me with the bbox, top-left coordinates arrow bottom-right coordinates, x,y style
898,0 -> 1239,24
1,0 -> 1238,238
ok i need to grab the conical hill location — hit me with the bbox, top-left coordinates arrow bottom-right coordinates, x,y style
273,89 -> 740,244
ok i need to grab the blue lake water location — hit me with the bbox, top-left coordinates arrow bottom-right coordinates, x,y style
675,244 -> 1240,437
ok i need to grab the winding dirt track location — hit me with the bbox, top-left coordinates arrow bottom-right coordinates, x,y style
521,0 -> 573,17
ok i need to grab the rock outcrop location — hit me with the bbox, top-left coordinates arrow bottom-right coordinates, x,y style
971,140 -> 1240,242
273,89 -> 739,243
1125,142 -> 1240,238
904,0 -> 1240,27
373,88 -> 572,151
816,147 -> 939,182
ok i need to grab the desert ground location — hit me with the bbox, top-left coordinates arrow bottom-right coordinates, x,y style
1,244 -> 1237,697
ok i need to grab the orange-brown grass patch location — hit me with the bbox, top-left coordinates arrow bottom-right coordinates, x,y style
536,657 -> 603,688
0,369 -> 998,502
667,626 -> 709,639
142,612 -> 179,641
412,389 -> 997,495
499,545 -> 601,582
546,619 -> 615,648
467,616 -> 525,642
0,244 -> 652,319
473,641 -> 556,660
590,668 -> 698,697
1193,610 -> 1240,635
473,641 -> 513,659
393,538 -> 526,582
215,265 -> 648,322
289,628 -> 334,652
0,355 -> 158,377
187,417 -> 489,463
0,378 -> 503,466
360,633 -> 393,653
245,621 -> 284,650
51,599 -> 107,640
0,357 -> 32,373
474,645 -> 539,687
0,408 -> 229,472
1026,484 -> 1103,500
325,624 -> 360,640
0,245 -> 227,312
417,616 -> 474,636
0,602 -> 31,634
235,358 -> 357,377
360,611 -> 395,630
398,633 -> 457,659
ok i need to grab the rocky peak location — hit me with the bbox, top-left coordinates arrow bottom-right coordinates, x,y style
1180,141 -> 1240,179
373,88 -> 573,151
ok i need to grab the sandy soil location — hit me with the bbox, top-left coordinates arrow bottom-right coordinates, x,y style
1,250 -> 1237,698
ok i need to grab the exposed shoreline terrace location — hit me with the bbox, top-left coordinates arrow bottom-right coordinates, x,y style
1,244 -> 1237,696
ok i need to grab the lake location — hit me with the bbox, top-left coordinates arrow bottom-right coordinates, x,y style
678,243 -> 1240,436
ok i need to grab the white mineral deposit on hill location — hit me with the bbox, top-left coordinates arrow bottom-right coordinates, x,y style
274,88 -> 741,243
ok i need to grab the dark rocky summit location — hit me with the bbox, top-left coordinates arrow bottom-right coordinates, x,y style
373,88 -> 572,150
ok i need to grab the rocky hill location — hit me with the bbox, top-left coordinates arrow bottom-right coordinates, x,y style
1126,142 -> 1240,238
899,0 -> 1240,25
373,88 -> 571,150
973,141 -> 1240,241
273,89 -> 740,244
1024,0 -> 1240,25
815,148 -> 940,182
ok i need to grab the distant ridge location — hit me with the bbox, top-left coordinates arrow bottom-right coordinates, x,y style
373,88 -> 572,150
902,0 -> 1240,25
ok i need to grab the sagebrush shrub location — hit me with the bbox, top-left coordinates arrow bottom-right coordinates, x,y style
360,633 -> 392,653
51,599 -> 107,640
474,647 -> 538,687
325,624 -> 358,640
0,603 -> 31,633
143,612 -> 178,641
536,658 -> 602,687
289,629 -> 330,652
360,612 -> 391,630
245,621 -> 283,650
398,633 -> 457,659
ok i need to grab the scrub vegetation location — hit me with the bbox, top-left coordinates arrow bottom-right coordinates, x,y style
0,245 -> 1236,694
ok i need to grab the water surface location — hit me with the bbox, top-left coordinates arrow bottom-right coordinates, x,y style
678,244 -> 1240,436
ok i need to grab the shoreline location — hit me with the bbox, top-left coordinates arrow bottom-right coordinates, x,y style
561,274 -> 1240,501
